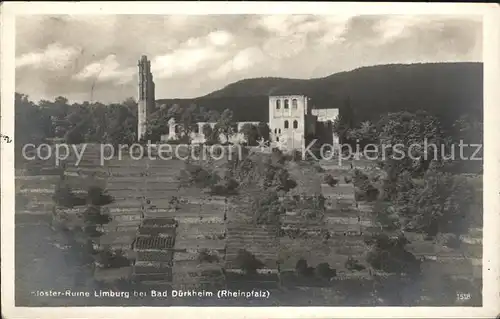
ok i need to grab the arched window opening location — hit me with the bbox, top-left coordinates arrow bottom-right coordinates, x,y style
274,128 -> 277,134
293,120 -> 298,129
284,99 -> 289,109
278,129 -> 282,134
292,99 -> 298,109
284,120 -> 289,129
276,100 -> 281,109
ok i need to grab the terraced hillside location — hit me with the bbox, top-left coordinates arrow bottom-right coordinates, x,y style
15,144 -> 483,306
15,150 -> 96,306
62,145 -> 228,290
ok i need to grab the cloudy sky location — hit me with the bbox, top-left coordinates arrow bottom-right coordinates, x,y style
15,14 -> 482,103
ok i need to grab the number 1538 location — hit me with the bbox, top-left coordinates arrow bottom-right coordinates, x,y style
457,293 -> 471,300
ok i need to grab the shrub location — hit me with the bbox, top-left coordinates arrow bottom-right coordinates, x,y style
198,249 -> 219,263
365,233 -> 420,276
168,196 -> 180,211
178,163 -> 219,188
253,191 -> 285,225
345,257 -> 366,271
445,234 -> 462,249
234,249 -> 264,275
209,177 -> 239,196
295,258 -> 308,275
53,183 -> 86,208
295,258 -> 315,277
323,174 -> 338,187
87,186 -> 114,206
83,206 -> 112,226
352,169 -> 379,201
262,163 -> 297,192
94,249 -> 130,268
315,262 -> 336,279
83,225 -> 103,237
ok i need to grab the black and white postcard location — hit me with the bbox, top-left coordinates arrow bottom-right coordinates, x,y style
1,2 -> 500,319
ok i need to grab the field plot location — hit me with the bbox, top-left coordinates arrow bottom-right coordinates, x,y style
225,271 -> 280,290
321,183 -> 355,200
94,266 -> 132,284
172,260 -> 225,290
225,223 -> 279,269
132,217 -> 177,284
176,223 -> 225,241
279,236 -> 368,271
98,230 -> 137,251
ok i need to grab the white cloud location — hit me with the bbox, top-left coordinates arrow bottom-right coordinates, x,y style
16,43 -> 80,70
153,46 -> 227,79
209,47 -> 265,79
151,31 -> 232,79
314,16 -> 351,46
208,30 -> 233,46
73,54 -> 135,84
262,35 -> 307,60
256,15 -> 352,54
255,15 -> 310,36
372,16 -> 429,44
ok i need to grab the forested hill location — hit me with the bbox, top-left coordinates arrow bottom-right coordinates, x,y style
157,62 -> 483,127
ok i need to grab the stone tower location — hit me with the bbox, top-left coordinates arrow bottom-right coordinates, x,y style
137,55 -> 156,141
268,95 -> 309,151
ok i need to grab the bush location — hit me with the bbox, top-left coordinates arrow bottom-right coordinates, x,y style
295,259 -> 314,277
53,183 -> 86,208
235,249 -> 264,275
262,163 -> 297,192
168,196 -> 181,211
83,206 -> 112,226
94,249 -> 130,268
83,225 -> 103,237
253,191 -> 285,225
209,177 -> 239,196
324,174 -> 338,187
345,257 -> 366,271
365,233 -> 421,276
352,169 -> 379,201
87,186 -> 114,206
445,234 -> 462,249
178,163 -> 219,188
295,258 -> 309,276
198,249 -> 219,263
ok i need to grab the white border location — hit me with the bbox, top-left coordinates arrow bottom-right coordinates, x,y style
2,2 -> 500,318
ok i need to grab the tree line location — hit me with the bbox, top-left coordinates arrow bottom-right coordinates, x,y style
15,93 -> 272,155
